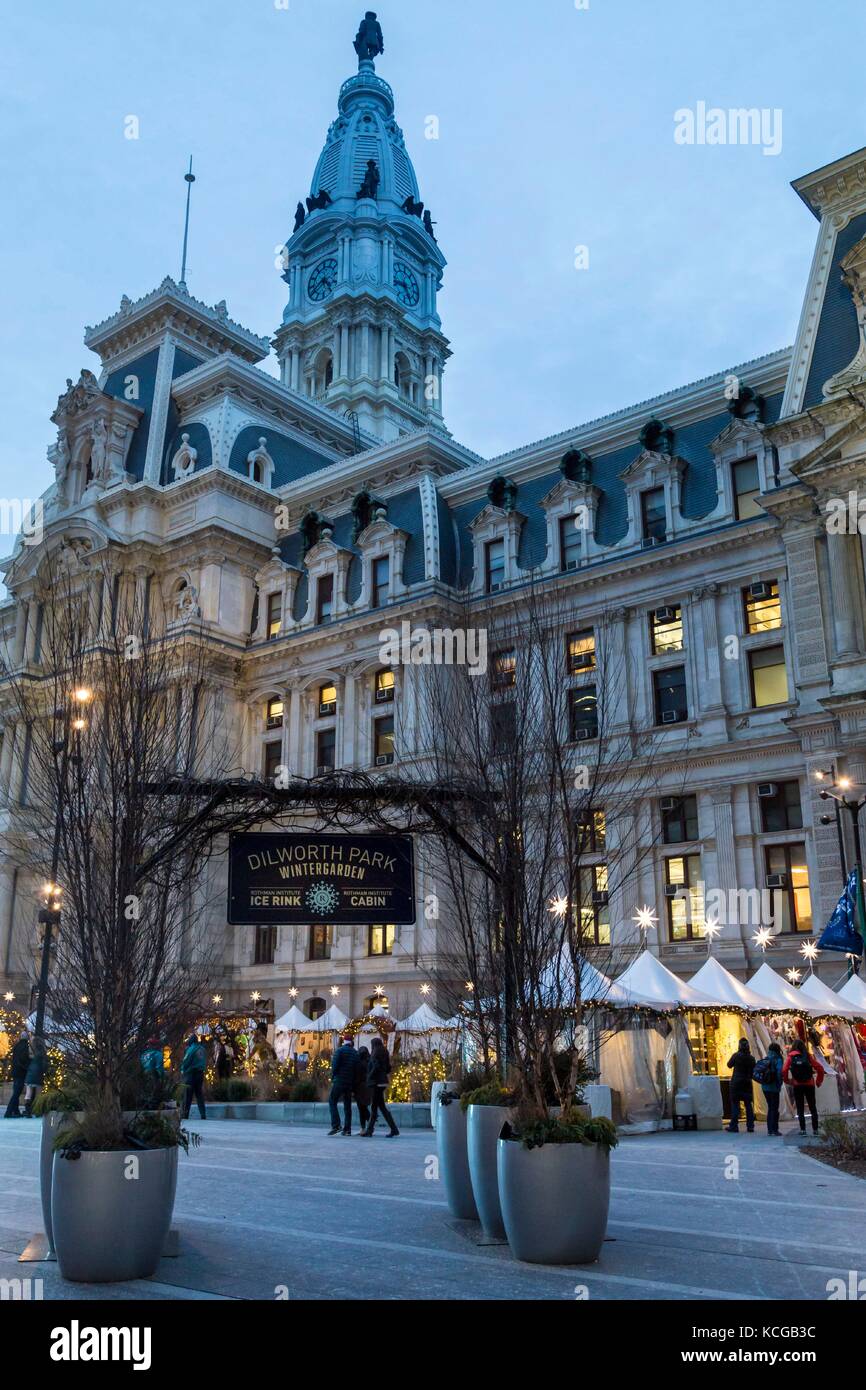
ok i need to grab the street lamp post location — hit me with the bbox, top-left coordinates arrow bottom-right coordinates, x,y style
33,688 -> 91,1035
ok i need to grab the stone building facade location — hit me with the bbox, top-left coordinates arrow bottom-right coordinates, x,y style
2,33 -> 866,1019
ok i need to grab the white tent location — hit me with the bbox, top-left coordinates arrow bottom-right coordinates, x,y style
687,956 -> 781,1012
797,973 -> 866,1020
273,1004 -> 315,1061
306,1003 -> 349,1034
747,963 -> 824,1015
613,950 -> 718,1011
838,973 -> 866,1011
396,1002 -> 454,1032
540,954 -> 657,1008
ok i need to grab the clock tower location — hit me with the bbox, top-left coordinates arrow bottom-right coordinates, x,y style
273,15 -> 450,443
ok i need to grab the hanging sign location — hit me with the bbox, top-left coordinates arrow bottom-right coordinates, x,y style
228,832 -> 415,925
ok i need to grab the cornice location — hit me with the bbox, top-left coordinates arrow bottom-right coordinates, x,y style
84,277 -> 270,364
792,147 -> 866,221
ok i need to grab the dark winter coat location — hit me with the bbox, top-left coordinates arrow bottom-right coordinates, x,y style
330,1042 -> 357,1088
367,1046 -> 392,1088
783,1048 -> 825,1088
25,1051 -> 47,1087
757,1052 -> 784,1094
181,1042 -> 207,1078
352,1049 -> 371,1103
727,1044 -> 755,1094
10,1038 -> 29,1079
140,1046 -> 164,1075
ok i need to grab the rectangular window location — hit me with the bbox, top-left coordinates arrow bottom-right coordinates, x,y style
319,683 -> 337,716
577,864 -> 610,945
760,780 -> 803,833
749,644 -> 788,707
651,605 -> 683,654
371,555 -> 390,609
491,702 -> 517,752
576,809 -> 606,852
316,726 -> 336,772
733,457 -> 761,520
266,697 -> 284,730
662,794 -> 699,844
309,924 -> 332,960
491,649 -> 516,689
567,628 -> 596,673
569,685 -> 598,741
641,487 -> 667,542
559,515 -> 581,571
374,715 -> 394,764
267,592 -> 282,640
766,844 -> 812,935
485,538 -> 506,592
368,924 -> 395,956
254,926 -> 277,965
666,854 -> 705,941
316,574 -> 334,623
654,666 -> 687,724
263,739 -> 282,781
375,668 -> 395,704
744,581 -> 781,633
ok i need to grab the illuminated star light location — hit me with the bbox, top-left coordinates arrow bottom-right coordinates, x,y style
633,905 -> 658,935
3,991 -> 14,1002
465,981 -> 475,993
549,895 -> 569,918
752,927 -> 773,952
786,968 -> 802,984
212,994 -> 222,1005
250,991 -> 261,1003
329,985 -> 340,997
288,987 -> 298,998
373,984 -> 386,997
419,983 -> 431,995
703,918 -> 722,943
800,941 -> 819,962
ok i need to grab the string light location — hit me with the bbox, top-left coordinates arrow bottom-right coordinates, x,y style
752,927 -> 773,951
72,687 -> 92,704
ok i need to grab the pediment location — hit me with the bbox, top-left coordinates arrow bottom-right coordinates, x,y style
708,417 -> 764,457
355,517 -> 407,547
619,449 -> 685,485
468,503 -> 526,533
538,476 -> 599,509
303,537 -> 352,567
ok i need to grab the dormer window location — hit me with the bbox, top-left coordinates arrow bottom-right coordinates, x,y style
316,574 -> 334,623
371,555 -> 390,609
559,516 -> 581,571
733,458 -> 761,520
641,487 -> 667,543
375,669 -> 395,704
319,683 -> 337,716
267,593 -> 282,640
485,538 -> 506,593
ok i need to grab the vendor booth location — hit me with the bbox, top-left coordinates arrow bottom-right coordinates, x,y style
796,974 -> 866,1111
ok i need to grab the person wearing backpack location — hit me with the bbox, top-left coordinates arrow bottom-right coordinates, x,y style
181,1033 -> 208,1120
783,1038 -> 825,1135
725,1037 -> 756,1132
753,1042 -> 784,1135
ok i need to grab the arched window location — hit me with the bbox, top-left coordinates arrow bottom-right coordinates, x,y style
304,995 -> 327,1021
363,993 -> 389,1013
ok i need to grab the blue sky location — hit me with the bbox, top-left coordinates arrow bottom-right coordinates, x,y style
1,0 -> 864,541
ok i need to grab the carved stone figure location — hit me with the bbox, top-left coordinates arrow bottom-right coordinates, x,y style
53,430 -> 70,493
52,368 -> 102,425
171,432 -> 198,480
89,417 -> 108,482
357,159 -> 380,200
294,201 -> 306,231
402,195 -> 424,218
306,188 -> 333,214
423,209 -> 437,241
176,581 -> 201,620
353,11 -> 384,63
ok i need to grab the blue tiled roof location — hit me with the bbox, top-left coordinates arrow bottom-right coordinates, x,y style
802,211 -> 866,408
103,349 -> 160,481
161,423 -> 213,483
228,425 -> 335,488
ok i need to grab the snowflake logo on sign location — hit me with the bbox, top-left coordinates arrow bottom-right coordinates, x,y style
306,881 -> 340,916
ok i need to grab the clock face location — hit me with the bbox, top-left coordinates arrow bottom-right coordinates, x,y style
393,261 -> 420,308
308,257 -> 338,302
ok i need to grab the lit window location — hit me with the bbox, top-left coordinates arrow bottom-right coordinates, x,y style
375,669 -> 395,704
316,727 -> 336,772
577,864 -> 610,945
575,809 -> 605,852
316,574 -> 334,623
759,780 -> 802,833
641,487 -> 666,542
569,686 -> 598,741
766,844 -> 812,934
749,645 -> 788,708
559,515 -> 581,571
744,581 -> 781,633
662,794 -> 699,844
733,458 -> 761,520
371,555 -> 390,609
266,697 -> 284,730
374,716 -> 394,764
319,683 -> 337,716
567,629 -> 596,672
654,666 -> 687,724
368,924 -> 395,956
485,538 -> 506,592
666,854 -> 705,941
267,593 -> 282,640
651,605 -> 683,654
491,649 -> 516,688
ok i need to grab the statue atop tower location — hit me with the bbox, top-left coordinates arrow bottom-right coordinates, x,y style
353,11 -> 384,65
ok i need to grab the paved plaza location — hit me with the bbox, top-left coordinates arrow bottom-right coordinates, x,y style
0,1118 -> 864,1301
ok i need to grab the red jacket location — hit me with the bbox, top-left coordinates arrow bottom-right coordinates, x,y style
782,1048 -> 825,1088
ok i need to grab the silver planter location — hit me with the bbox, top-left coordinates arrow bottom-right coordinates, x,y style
467,1105 -> 509,1239
40,1112 -> 79,1256
52,1147 -> 178,1282
437,1094 -> 478,1221
497,1136 -> 610,1264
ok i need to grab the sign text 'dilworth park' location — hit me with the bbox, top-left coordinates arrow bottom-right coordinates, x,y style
227,833 -> 416,925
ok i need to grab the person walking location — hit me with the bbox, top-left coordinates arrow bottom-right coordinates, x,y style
4,1030 -> 30,1118
726,1037 -> 756,1133
783,1037 -> 825,1135
140,1036 -> 164,1103
362,1036 -> 399,1137
22,1036 -> 47,1117
328,1034 -> 357,1135
181,1033 -> 207,1120
753,1041 -> 784,1135
353,1044 -> 371,1134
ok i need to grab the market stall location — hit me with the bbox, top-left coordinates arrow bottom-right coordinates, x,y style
797,973 -> 866,1111
273,1003 -> 316,1064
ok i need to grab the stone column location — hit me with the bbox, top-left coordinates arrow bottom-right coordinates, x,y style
709,788 -> 739,943
286,686 -> 302,776
827,531 -> 859,658
693,586 -> 724,712
0,865 -> 16,978
340,323 -> 350,379
604,608 -> 630,729
0,721 -> 17,805
13,600 -> 28,665
380,324 -> 390,380
143,337 -> 177,483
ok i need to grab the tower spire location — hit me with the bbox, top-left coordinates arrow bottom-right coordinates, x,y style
179,156 -> 195,291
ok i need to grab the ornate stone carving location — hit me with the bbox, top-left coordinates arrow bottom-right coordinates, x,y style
51,369 -> 102,425
171,433 -> 198,480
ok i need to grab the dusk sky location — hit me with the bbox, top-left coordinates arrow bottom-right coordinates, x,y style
2,0 -> 865,548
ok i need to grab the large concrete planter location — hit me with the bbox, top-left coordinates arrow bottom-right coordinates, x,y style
467,1105 -> 509,1239
497,1135 -> 610,1264
39,1112 -> 78,1256
52,1147 -> 178,1282
436,1093 -> 478,1221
